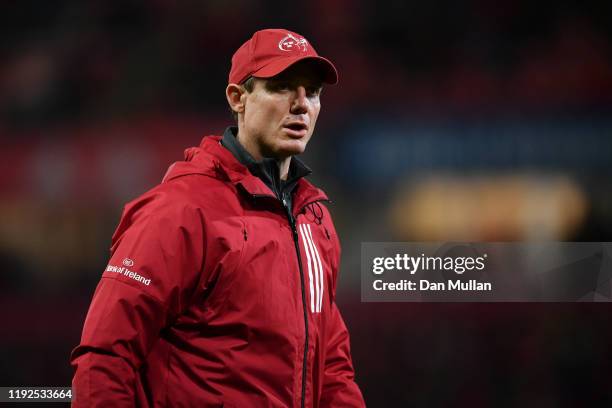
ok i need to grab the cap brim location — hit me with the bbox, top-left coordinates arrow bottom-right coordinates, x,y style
252,55 -> 338,85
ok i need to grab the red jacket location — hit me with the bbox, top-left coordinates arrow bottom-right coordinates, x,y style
70,135 -> 365,407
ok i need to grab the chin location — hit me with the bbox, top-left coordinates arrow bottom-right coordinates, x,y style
276,140 -> 307,157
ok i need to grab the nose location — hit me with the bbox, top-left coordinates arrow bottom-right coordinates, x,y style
290,86 -> 308,114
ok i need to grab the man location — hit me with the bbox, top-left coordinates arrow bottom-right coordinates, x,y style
71,28 -> 365,407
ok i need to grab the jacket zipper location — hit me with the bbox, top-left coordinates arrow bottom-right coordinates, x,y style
252,194 -> 329,408
282,196 -> 309,408
289,198 -> 331,408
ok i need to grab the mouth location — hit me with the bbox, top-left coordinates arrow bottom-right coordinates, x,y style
282,122 -> 309,138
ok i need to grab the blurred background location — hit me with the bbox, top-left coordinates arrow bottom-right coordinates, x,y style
1,0 -> 612,406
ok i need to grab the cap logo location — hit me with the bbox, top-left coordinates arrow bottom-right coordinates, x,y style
278,33 -> 308,52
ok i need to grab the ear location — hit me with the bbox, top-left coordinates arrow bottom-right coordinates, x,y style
226,83 -> 246,115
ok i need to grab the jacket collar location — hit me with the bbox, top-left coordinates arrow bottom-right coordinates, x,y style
162,134 -> 328,215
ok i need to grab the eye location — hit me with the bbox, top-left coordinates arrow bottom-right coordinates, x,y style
306,86 -> 322,97
264,80 -> 289,93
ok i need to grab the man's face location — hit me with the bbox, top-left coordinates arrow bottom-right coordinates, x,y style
240,61 -> 323,160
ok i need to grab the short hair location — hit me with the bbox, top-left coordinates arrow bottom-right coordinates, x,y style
230,76 -> 256,122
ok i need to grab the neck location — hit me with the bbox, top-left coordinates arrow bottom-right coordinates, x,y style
276,158 -> 290,181
237,126 -> 291,180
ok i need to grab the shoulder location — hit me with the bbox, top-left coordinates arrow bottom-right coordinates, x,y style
112,179 -> 209,245
123,180 -> 200,221
114,172 -> 243,243
127,171 -> 235,215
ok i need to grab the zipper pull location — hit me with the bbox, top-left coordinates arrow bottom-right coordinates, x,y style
282,197 -> 296,227
243,227 -> 248,241
288,216 -> 298,238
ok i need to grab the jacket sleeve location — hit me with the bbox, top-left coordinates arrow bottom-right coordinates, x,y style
70,190 -> 205,407
319,302 -> 366,407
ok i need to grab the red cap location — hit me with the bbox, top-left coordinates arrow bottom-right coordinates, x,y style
228,29 -> 338,85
